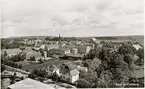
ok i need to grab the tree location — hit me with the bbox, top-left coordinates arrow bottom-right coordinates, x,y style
21,77 -> 24,80
40,48 -> 45,56
80,70 -> 97,84
14,72 -> 17,76
38,58 -> 44,64
86,46 -> 102,59
102,41 -> 114,48
19,52 -> 26,61
77,78 -> 92,88
20,47 -> 25,51
29,69 -> 47,79
29,56 -> 36,61
93,70 -> 113,88
1,65 -> 6,72
4,51 -> 7,56
136,48 -> 144,65
124,54 -> 134,66
118,42 -> 136,55
28,73 -> 36,79
19,64 -> 23,69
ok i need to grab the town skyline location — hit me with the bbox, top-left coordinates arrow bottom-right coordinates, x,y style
1,34 -> 144,39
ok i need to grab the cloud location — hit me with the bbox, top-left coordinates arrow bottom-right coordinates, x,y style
1,0 -> 144,38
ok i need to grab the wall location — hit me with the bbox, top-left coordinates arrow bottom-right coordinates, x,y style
70,74 -> 79,83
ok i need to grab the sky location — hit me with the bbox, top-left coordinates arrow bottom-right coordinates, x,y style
1,0 -> 144,38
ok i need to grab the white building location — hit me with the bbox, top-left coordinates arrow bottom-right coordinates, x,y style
71,48 -> 78,54
76,46 -> 91,54
133,44 -> 142,50
60,69 -> 80,84
59,64 -> 80,84
76,65 -> 88,72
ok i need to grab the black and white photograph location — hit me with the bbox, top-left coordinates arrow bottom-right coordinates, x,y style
1,0 -> 144,89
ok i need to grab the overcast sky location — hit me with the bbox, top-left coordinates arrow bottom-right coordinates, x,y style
1,0 -> 144,38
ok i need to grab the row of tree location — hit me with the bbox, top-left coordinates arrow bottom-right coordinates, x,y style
1,54 -> 23,69
77,41 -> 142,88
3,51 -> 26,62
1,39 -> 25,49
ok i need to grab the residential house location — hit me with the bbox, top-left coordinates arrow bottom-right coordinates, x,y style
75,45 -> 91,54
46,65 -> 60,77
76,65 -> 88,72
91,38 -> 100,44
40,44 -> 46,49
70,48 -> 78,54
48,41 -> 58,44
26,39 -> 35,45
46,44 -> 60,51
133,44 -> 142,50
61,53 -> 84,60
85,43 -> 95,49
59,64 -> 80,84
33,43 -> 42,51
48,48 -> 70,56
75,41 -> 82,45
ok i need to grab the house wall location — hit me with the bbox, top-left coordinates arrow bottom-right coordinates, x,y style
86,46 -> 91,54
64,49 -> 70,54
70,74 -> 79,83
55,69 -> 60,76
71,48 -> 78,54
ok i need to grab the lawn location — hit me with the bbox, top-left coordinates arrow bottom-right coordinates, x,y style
22,59 -> 74,72
133,69 -> 144,78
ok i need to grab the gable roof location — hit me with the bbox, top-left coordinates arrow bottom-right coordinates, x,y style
47,65 -> 57,72
65,53 -> 84,58
60,63 -> 79,76
70,69 -> 80,76
46,44 -> 60,50
8,78 -> 55,89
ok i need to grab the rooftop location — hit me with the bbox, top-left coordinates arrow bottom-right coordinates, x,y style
8,78 -> 55,89
70,69 -> 80,76
65,53 -> 84,58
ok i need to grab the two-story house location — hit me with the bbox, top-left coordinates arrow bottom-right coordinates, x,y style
59,64 -> 80,84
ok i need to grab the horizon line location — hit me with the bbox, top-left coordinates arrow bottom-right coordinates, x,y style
1,34 -> 144,39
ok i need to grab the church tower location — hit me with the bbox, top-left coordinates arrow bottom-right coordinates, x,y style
59,34 -> 61,44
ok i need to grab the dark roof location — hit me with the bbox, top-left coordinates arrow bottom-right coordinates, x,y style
48,65 -> 57,72
66,53 -> 84,58
59,64 -> 70,74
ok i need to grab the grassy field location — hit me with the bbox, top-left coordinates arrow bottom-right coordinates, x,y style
22,59 -> 74,72
134,69 -> 144,78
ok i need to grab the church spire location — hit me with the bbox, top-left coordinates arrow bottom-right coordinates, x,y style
59,34 -> 61,44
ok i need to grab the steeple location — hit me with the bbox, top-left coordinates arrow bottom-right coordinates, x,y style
59,34 -> 61,44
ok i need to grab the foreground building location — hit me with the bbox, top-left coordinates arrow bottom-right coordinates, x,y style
59,63 -> 80,84
8,78 -> 55,89
46,65 -> 60,77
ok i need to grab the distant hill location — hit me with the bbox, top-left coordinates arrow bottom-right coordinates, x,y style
1,35 -> 144,41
